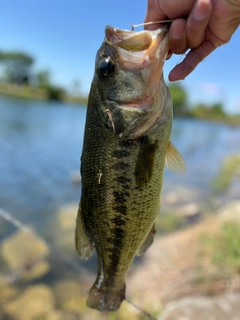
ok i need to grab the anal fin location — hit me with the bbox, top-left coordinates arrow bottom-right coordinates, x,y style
75,203 -> 94,259
137,223 -> 156,256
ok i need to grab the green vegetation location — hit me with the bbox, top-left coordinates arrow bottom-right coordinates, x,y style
168,83 -> 188,116
0,51 -> 34,85
200,221 -> 240,276
0,82 -> 47,100
212,154 -> 240,193
189,102 -> 225,119
189,103 -> 240,125
156,213 -> 185,234
0,49 -> 240,124
0,50 -> 87,103
168,82 -> 240,124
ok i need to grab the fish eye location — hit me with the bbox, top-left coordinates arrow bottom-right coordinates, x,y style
98,57 -> 115,77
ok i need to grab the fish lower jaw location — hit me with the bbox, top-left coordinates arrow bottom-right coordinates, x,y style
87,282 -> 126,311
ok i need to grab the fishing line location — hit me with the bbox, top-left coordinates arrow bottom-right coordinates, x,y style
0,207 -> 88,282
175,50 -> 189,69
131,20 -> 174,30
0,207 -> 35,236
125,298 -> 157,320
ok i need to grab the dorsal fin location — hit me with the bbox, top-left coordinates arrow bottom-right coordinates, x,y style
165,141 -> 187,174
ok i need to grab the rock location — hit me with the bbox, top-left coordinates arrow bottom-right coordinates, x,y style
52,203 -> 78,256
3,284 -> 55,320
54,280 -> 86,312
158,293 -> 240,320
177,203 -> 200,216
1,230 -> 50,281
176,203 -> 201,224
127,214 -> 240,306
219,201 -> 240,222
47,311 -> 82,320
161,189 -> 202,226
57,204 -> 78,231
162,187 -> 200,207
0,284 -> 18,304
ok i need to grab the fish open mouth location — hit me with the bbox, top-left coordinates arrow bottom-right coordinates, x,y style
105,25 -> 172,69
105,25 -> 170,54
105,26 -> 153,52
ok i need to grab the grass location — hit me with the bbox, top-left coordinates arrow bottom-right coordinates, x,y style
0,82 -> 88,105
200,221 -> 240,276
212,154 -> 240,193
0,82 -> 47,100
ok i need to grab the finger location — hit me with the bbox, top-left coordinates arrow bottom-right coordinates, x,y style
186,0 -> 212,49
169,19 -> 188,54
158,0 -> 196,19
144,0 -> 195,30
168,39 -> 216,81
144,0 -> 167,30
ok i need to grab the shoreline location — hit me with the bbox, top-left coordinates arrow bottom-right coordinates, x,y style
0,82 -> 240,125
0,82 -> 88,105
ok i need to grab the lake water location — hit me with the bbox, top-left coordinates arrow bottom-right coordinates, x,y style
1,95 -> 240,236
1,95 -> 240,318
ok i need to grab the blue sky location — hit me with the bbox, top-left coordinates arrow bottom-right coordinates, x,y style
1,0 -> 240,113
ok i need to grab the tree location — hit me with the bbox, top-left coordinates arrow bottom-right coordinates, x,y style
189,102 -> 225,119
211,103 -> 225,116
36,70 -> 51,88
0,51 -> 34,85
168,83 -> 188,116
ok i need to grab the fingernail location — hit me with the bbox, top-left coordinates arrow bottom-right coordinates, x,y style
172,26 -> 182,40
193,0 -> 211,20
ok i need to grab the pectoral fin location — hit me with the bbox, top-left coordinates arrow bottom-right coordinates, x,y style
75,203 -> 94,259
137,223 -> 156,256
135,136 -> 159,188
165,141 -> 187,174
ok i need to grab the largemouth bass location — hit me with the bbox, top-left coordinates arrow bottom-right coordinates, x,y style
75,25 -> 186,311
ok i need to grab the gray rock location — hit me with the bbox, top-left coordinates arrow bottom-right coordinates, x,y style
3,284 -> 55,320
53,203 -> 78,256
158,293 -> 240,320
219,201 -> 240,222
1,230 -> 50,281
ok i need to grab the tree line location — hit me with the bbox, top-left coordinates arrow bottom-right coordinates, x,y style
0,50 -> 226,117
0,50 -> 68,100
168,83 -> 226,118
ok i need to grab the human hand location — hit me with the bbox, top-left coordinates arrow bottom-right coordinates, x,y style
145,0 -> 240,81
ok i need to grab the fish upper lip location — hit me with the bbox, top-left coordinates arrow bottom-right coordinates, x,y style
104,25 -> 168,53
103,25 -> 170,74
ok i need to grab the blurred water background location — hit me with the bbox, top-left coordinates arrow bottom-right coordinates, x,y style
1,95 -> 240,226
0,96 -> 240,320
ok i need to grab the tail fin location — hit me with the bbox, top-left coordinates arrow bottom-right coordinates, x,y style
87,282 -> 126,311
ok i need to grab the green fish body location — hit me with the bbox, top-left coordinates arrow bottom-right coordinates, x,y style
75,25 -> 186,311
